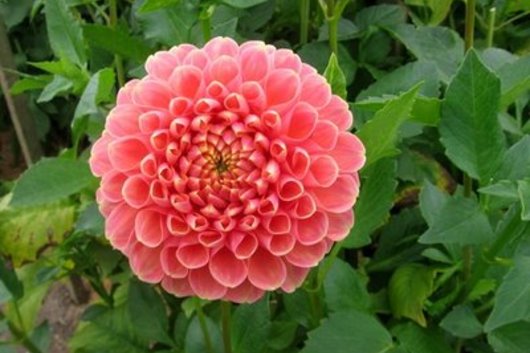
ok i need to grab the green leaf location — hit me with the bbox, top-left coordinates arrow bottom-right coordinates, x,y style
318,18 -> 360,41
355,4 -> 407,31
232,297 -> 270,353
323,53 -> 347,99
355,95 -> 441,126
10,76 -> 51,95
72,68 -> 115,142
185,314 -> 222,353
393,323 -> 453,353
388,264 -> 435,327
37,75 -> 72,103
439,49 -> 505,183
70,305 -> 149,353
357,83 -> 421,166
517,179 -> 530,220
267,321 -> 298,351
45,0 -> 86,66
385,24 -> 464,80
137,0 -> 180,13
283,290 -> 312,328
83,24 -> 151,62
221,0 -> 268,8
10,158 -> 94,207
324,259 -> 370,313
0,258 -> 23,301
128,281 -> 172,345
419,182 -> 449,226
301,310 -> 394,353
344,158 -> 397,248
405,0 -> 453,25
0,201 -> 74,266
495,136 -> 530,181
497,54 -> 530,107
489,321 -> 530,353
485,255 -> 530,331
357,61 -> 440,100
298,42 -> 357,85
478,180 -> 519,200
419,195 -> 494,245
439,304 -> 483,338
136,2 -> 197,46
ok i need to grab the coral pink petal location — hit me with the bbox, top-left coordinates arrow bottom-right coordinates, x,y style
189,266 -> 228,300
269,233 -> 296,256
274,49 -> 301,72
169,65 -> 203,99
265,69 -> 300,108
89,133 -> 112,177
282,264 -> 310,293
248,248 -> 287,290
319,95 -> 353,130
284,102 -> 317,141
122,175 -> 150,208
292,193 -> 317,219
230,232 -> 258,260
108,137 -> 149,172
101,171 -> 127,203
294,211 -> 329,245
304,155 -> 339,188
160,247 -> 189,279
106,203 -> 136,251
306,120 -> 339,151
106,105 -> 141,137
240,45 -> 269,81
329,133 -> 366,173
311,174 -> 359,213
285,241 -> 328,268
145,51 -> 179,79
177,244 -> 209,269
161,277 -> 194,297
130,243 -> 164,283
135,209 -> 166,248
224,280 -> 264,304
203,37 -> 239,58
327,210 -> 354,241
209,56 -> 239,86
132,80 -> 173,109
209,248 -> 248,288
301,74 -> 332,109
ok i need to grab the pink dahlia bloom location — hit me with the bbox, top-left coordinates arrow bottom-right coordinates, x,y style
89,37 -> 365,303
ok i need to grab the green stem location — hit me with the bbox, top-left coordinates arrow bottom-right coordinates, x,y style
0,309 -> 43,353
109,0 -> 125,87
195,299 -> 214,353
496,10 -> 530,30
299,0 -> 310,45
464,0 -> 476,51
458,206 -> 527,303
201,16 -> 212,42
328,17 -> 339,55
486,7 -> 496,48
220,301 -> 232,353
306,272 -> 323,327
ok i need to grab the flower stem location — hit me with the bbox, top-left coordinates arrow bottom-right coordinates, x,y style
0,309 -> 43,353
201,16 -> 212,42
464,0 -> 475,51
328,17 -> 339,55
458,206 -> 528,304
195,298 -> 214,353
221,301 -> 232,353
299,0 -> 310,45
486,7 -> 496,48
109,0 -> 125,87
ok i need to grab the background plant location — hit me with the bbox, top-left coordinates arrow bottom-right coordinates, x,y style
1,0 -> 530,352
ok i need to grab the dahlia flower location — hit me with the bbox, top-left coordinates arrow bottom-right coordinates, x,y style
89,37 -> 365,303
